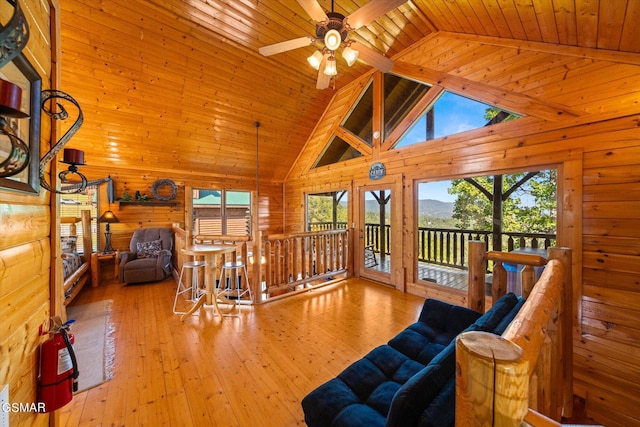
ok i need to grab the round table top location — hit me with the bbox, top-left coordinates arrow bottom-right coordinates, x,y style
184,244 -> 237,255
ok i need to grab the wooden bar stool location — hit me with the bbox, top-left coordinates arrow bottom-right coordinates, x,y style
173,255 -> 207,314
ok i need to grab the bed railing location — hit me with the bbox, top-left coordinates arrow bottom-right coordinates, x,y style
457,241 -> 573,426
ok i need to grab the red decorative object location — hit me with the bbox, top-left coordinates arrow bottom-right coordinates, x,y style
62,148 -> 85,165
0,78 -> 28,118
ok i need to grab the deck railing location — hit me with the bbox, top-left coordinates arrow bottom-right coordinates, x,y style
310,222 -> 555,270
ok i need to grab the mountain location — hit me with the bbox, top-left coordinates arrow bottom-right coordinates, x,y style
362,199 -> 454,219
418,199 -> 454,218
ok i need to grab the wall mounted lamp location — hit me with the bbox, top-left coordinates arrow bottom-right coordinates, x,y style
39,90 -> 87,194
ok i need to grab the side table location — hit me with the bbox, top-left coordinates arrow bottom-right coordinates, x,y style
91,251 -> 119,287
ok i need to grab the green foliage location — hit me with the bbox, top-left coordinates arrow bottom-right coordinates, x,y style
307,193 -> 347,225
449,170 -> 556,233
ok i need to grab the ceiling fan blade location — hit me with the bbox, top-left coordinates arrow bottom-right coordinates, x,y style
296,0 -> 328,22
350,41 -> 394,73
316,54 -> 331,89
258,36 -> 315,56
346,0 -> 406,29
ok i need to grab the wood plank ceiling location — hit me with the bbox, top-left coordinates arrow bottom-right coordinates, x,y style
58,0 -> 640,182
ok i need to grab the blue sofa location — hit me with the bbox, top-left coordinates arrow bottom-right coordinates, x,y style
301,293 -> 524,427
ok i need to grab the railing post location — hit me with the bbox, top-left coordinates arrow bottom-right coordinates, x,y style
492,261 -> 507,301
468,240 -> 486,313
547,247 -> 573,419
455,331 -> 529,426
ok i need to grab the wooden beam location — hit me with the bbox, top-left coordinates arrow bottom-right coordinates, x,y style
444,31 -> 640,67
391,61 -> 582,121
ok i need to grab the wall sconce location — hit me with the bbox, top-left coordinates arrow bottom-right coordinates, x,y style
98,210 -> 119,253
39,90 -> 87,194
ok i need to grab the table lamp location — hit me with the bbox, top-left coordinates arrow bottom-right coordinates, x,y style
99,210 -> 119,253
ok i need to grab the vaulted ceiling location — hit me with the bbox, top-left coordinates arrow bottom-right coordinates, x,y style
58,0 -> 640,182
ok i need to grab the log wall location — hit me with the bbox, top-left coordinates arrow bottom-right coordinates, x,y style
284,35 -> 640,427
81,166 -> 283,253
0,1 -> 57,426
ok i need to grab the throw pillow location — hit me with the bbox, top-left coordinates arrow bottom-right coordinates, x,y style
137,239 -> 162,258
61,235 -> 78,253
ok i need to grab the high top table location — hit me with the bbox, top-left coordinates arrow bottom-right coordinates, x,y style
180,243 -> 238,321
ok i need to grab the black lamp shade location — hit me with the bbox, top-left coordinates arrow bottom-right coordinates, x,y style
99,210 -> 119,223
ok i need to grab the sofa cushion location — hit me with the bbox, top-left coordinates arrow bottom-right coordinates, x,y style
385,343 -> 457,427
388,299 -> 482,365
466,292 -> 521,333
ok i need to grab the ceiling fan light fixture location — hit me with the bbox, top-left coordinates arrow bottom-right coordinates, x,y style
307,50 -> 324,70
323,56 -> 337,76
324,29 -> 342,51
342,45 -> 359,66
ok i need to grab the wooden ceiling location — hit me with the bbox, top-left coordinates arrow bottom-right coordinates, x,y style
58,0 -> 640,183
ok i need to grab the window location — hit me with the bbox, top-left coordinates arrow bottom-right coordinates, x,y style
306,191 -> 348,231
383,73 -> 431,139
313,135 -> 363,168
395,91 -> 521,148
416,170 -> 557,282
60,188 -> 99,253
192,189 -> 251,236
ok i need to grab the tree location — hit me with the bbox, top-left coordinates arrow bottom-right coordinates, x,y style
449,170 -> 556,233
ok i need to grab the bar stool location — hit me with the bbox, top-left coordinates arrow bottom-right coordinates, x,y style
173,258 -> 207,314
217,260 -> 252,305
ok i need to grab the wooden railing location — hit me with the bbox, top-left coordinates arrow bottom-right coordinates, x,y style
309,222 -> 555,270
262,230 -> 349,299
172,225 -> 350,303
458,241 -> 573,425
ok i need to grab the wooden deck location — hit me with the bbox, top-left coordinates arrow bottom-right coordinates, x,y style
368,258 -> 472,290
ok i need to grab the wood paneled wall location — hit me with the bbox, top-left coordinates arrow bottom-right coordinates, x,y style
84,166 -> 283,253
0,1 -> 56,426
284,36 -> 640,427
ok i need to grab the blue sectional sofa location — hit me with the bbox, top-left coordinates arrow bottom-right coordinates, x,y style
301,293 -> 524,427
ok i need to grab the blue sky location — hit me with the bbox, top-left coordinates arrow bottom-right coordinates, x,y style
419,180 -> 454,202
397,91 -> 492,148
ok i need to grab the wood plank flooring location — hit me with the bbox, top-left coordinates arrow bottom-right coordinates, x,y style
60,277 -> 426,426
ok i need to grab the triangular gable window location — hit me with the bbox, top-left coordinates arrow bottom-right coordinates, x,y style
384,73 -> 431,139
394,91 -> 521,149
313,135 -> 363,168
341,81 -> 373,146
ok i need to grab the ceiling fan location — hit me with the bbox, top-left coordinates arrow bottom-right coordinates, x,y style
258,0 -> 405,89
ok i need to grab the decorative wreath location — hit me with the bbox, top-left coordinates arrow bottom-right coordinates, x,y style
151,179 -> 177,201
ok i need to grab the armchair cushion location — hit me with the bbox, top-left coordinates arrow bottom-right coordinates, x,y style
136,239 -> 163,258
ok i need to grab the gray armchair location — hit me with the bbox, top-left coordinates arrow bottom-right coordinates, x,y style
118,228 -> 174,284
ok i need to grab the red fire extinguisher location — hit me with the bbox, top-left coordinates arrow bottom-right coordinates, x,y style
38,318 -> 79,412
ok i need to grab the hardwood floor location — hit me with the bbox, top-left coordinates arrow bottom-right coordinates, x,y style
60,277 -> 426,426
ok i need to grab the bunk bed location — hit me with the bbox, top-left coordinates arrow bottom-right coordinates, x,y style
61,209 -> 93,305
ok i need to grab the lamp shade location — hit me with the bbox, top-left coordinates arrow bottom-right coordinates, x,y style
324,29 -> 341,51
323,56 -> 337,76
342,46 -> 359,67
307,50 -> 324,70
99,210 -> 119,223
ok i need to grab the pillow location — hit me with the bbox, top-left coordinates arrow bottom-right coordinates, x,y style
61,235 -> 78,253
137,239 -> 163,258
